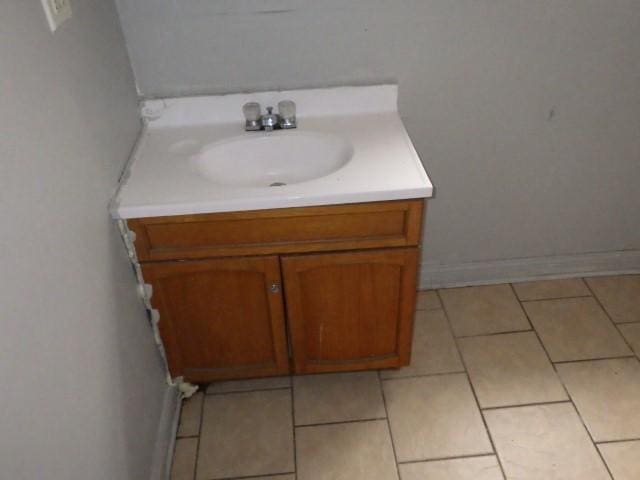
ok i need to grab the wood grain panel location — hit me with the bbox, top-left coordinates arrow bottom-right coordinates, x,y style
128,199 -> 424,262
282,248 -> 419,374
142,256 -> 290,382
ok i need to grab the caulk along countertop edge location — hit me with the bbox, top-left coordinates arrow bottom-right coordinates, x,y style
111,84 -> 434,219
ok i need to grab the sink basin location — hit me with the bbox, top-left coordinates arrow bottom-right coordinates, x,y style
190,131 -> 354,187
112,85 -> 434,219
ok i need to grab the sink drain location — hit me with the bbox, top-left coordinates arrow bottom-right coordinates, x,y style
269,182 -> 287,187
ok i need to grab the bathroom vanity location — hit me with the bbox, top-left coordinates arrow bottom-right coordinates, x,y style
112,85 -> 433,383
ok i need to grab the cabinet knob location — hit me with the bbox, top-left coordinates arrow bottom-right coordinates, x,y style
270,283 -> 280,294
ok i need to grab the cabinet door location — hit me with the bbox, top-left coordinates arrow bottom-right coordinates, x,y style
282,248 -> 418,374
142,256 -> 289,382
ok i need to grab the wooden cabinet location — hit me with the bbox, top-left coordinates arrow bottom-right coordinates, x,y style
282,248 -> 418,374
129,199 -> 425,383
142,256 -> 289,382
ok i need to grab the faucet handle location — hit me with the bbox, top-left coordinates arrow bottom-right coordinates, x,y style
278,100 -> 297,129
243,102 -> 261,121
243,102 -> 262,131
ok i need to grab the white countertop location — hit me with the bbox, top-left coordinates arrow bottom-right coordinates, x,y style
111,85 -> 433,219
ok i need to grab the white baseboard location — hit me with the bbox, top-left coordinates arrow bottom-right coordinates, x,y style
419,249 -> 640,289
149,385 -> 181,480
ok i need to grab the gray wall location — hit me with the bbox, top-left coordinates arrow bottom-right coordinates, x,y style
0,1 -> 170,478
115,0 -> 640,284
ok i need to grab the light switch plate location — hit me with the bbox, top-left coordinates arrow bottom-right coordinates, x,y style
41,0 -> 72,32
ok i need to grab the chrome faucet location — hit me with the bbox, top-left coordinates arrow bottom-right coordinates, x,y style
261,107 -> 279,131
242,100 -> 297,132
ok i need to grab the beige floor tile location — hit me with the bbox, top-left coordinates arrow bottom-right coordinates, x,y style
587,275 -> 640,324
619,323 -> 640,356
171,438 -> 198,480
197,389 -> 294,479
513,278 -> 590,301
383,374 -> 492,462
416,290 -> 442,310
439,284 -> 530,337
399,456 -> 503,480
556,358 -> 640,442
598,440 -> 640,480
177,392 -> 203,437
523,297 -> 631,362
381,310 -> 464,379
484,403 -> 610,480
296,420 -> 398,480
206,376 -> 291,394
459,332 -> 567,408
293,371 -> 385,425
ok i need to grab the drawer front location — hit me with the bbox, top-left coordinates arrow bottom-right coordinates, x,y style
128,199 -> 424,262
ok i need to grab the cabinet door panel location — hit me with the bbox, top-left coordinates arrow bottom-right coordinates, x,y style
142,256 -> 289,382
282,248 -> 418,374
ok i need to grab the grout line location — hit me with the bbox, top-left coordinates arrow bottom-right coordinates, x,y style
567,399 -> 617,480
516,287 -> 574,400
295,417 -> 389,428
380,369 -> 468,382
192,393 -> 206,480
583,279 -> 637,357
577,277 -> 637,480
507,283 -> 551,370
516,277 -> 636,367
481,400 -> 571,411
516,282 -> 615,479
462,371 -> 507,480
290,381 -> 297,480
595,437 -> 640,445
397,452 -> 497,466
435,290 -> 508,480
211,472 -> 296,480
377,370 -> 403,480
205,386 -> 292,396
502,291 -> 573,410
508,283 -> 535,332
454,327 -> 533,340
516,294 -> 593,303
552,355 -> 637,365
196,382 -> 296,480
577,278 -> 640,479
414,304 -> 444,313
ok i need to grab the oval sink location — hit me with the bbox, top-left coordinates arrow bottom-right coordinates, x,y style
190,131 -> 354,187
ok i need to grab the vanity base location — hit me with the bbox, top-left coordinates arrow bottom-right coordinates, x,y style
128,199 -> 425,382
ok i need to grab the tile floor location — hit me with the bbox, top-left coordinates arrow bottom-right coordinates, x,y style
171,274 -> 640,480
